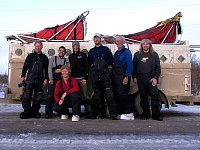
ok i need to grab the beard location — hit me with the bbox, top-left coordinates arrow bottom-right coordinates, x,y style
95,41 -> 101,46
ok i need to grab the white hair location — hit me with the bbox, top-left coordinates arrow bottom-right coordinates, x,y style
115,35 -> 125,44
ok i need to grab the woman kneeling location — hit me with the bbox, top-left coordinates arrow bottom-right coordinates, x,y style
53,65 -> 81,122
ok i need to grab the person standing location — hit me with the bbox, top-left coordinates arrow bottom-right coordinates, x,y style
132,39 -> 163,121
45,46 -> 69,119
20,41 -> 48,119
53,65 -> 81,122
88,33 -> 118,120
69,41 -> 89,101
112,35 -> 134,120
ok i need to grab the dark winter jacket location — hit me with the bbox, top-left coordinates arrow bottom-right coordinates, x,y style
132,51 -> 161,80
69,51 -> 88,79
88,45 -> 113,73
21,52 -> 49,80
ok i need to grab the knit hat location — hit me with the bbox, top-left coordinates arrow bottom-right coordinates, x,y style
72,41 -> 80,48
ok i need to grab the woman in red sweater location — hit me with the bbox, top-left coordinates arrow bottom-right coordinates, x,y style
53,65 -> 81,122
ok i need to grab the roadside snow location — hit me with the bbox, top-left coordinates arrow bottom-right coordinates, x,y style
0,104 -> 86,113
0,103 -> 199,114
0,103 -> 200,149
0,104 -> 45,113
0,92 -> 4,98
0,134 -> 200,150
162,104 -> 200,114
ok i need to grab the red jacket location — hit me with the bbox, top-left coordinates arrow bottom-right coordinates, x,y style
54,77 -> 80,103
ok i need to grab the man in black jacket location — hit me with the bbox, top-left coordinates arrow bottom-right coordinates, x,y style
20,41 -> 49,119
132,39 -> 163,121
88,33 -> 118,120
69,41 -> 89,101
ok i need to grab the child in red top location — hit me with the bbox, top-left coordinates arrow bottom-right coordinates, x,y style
53,65 -> 81,122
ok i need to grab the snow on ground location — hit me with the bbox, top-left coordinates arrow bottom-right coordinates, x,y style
162,104 -> 200,114
0,102 -> 200,149
0,104 -> 45,113
0,134 -> 200,150
0,103 -> 86,113
0,92 -> 4,98
0,103 -> 200,114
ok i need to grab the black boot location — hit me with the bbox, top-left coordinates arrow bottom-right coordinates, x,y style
45,113 -> 53,119
140,113 -> 151,120
19,112 -> 32,119
92,114 -> 105,119
152,114 -> 163,121
111,115 -> 118,120
32,112 -> 41,118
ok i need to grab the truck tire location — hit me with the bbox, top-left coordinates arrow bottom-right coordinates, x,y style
132,90 -> 169,116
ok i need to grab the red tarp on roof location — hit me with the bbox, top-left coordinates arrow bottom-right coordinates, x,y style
103,12 -> 182,44
17,11 -> 89,43
6,11 -> 182,44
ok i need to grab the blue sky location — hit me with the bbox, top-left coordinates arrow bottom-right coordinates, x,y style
0,0 -> 200,73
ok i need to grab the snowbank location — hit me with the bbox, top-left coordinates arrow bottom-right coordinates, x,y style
0,103 -> 200,114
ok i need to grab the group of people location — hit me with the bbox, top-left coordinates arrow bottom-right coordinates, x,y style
19,33 -> 163,122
